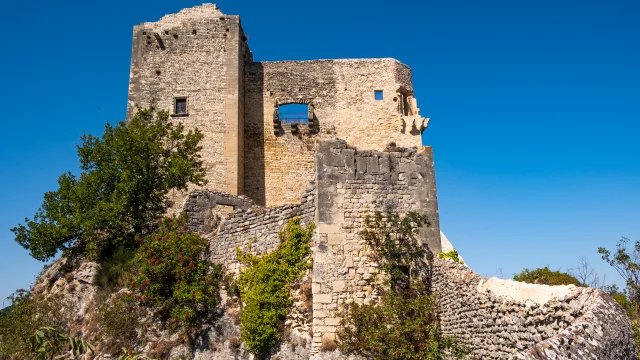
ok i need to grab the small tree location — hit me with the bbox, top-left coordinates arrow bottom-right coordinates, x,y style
12,108 -> 206,261
359,207 -> 429,290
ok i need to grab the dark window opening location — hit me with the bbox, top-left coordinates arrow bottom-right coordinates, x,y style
374,90 -> 384,101
278,103 -> 308,124
174,97 -> 187,115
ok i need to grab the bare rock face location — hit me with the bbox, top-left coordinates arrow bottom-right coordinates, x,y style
32,257 -> 99,322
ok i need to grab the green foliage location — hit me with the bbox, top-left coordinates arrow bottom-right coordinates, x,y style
359,208 -> 429,289
513,266 -> 582,286
438,250 -> 463,264
12,107 -> 206,261
129,216 -> 222,330
236,218 -> 314,355
339,209 -> 467,359
95,247 -> 136,289
29,327 -> 94,360
338,286 -> 466,360
0,290 -> 70,359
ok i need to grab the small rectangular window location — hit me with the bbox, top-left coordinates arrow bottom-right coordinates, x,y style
374,90 -> 384,101
174,97 -> 187,115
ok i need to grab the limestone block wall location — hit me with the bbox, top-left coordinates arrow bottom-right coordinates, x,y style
311,139 -> 441,349
432,258 -> 637,359
127,4 -> 249,202
243,59 -> 428,208
201,184 -> 316,272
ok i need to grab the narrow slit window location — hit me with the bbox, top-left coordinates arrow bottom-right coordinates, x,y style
374,90 -> 384,100
174,97 -> 187,115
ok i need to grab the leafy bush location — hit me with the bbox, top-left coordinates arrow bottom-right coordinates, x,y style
339,286 -> 466,359
236,218 -> 314,354
438,250 -> 463,264
339,209 -> 467,359
12,107 -> 206,262
513,266 -> 581,286
0,290 -> 70,359
129,216 -> 222,330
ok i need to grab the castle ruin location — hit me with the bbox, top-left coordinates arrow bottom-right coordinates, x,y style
127,5 -> 636,359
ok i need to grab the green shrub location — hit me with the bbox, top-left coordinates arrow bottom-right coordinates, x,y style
339,286 -> 466,360
438,250 -> 463,264
95,247 -> 136,290
0,290 -> 70,359
236,218 -> 314,355
513,266 -> 581,286
128,216 -> 222,331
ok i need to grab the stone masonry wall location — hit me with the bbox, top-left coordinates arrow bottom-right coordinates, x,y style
311,139 -> 441,349
243,59 -> 428,208
202,183 -> 316,272
432,257 -> 638,359
127,4 -> 249,209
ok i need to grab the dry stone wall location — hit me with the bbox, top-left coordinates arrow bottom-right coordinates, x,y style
200,184 -> 316,272
311,139 -> 441,349
432,257 -> 638,359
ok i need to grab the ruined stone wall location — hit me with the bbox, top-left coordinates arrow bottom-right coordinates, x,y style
243,59 -> 428,208
432,258 -> 637,359
203,184 -> 316,272
311,139 -> 441,349
127,4 -> 248,206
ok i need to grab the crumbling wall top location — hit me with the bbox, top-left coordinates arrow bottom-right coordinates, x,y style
136,3 -> 228,31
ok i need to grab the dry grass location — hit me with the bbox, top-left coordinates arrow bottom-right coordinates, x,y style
320,336 -> 337,352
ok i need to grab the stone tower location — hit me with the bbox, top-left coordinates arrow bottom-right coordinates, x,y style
127,4 -> 429,209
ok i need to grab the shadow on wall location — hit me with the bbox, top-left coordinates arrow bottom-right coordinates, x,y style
244,62 -> 266,206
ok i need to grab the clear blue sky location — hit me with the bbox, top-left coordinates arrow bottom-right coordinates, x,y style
0,0 -> 638,301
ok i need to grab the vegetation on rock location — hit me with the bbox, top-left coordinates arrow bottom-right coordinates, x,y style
338,209 -> 467,360
11,107 -> 206,261
236,218 -> 314,355
0,290 -> 71,359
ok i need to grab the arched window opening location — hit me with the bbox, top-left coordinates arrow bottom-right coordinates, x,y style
278,103 -> 309,124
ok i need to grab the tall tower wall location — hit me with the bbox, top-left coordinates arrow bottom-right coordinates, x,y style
127,4 -> 249,203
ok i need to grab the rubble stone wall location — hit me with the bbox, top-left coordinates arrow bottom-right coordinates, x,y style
432,257 -> 638,359
310,139 -> 441,349
203,184 -> 316,272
